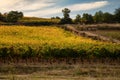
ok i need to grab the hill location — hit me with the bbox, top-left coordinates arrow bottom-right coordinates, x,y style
0,17 -> 60,25
0,25 -> 120,80
18,17 -> 60,25
0,25 -> 120,64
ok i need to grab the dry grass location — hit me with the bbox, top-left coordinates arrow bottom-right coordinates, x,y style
89,30 -> 120,40
0,63 -> 120,80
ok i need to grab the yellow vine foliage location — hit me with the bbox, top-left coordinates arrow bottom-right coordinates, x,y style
0,25 -> 114,48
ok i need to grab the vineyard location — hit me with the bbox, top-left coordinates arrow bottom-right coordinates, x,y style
0,26 -> 120,64
18,17 -> 60,25
0,17 -> 60,25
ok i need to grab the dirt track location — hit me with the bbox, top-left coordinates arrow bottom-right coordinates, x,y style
64,25 -> 120,43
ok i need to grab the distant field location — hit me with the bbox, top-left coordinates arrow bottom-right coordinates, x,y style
0,17 -> 60,25
18,17 -> 60,25
89,30 -> 120,40
20,17 -> 60,22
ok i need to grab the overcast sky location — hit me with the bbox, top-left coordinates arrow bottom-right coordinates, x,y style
0,0 -> 120,18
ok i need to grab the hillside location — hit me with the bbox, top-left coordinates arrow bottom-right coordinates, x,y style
0,26 -> 120,63
18,17 -> 60,25
0,25 -> 120,80
0,17 -> 60,25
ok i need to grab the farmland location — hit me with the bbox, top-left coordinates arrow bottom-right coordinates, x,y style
0,1 -> 120,79
0,25 -> 120,80
0,25 -> 120,61
18,17 -> 60,25
0,17 -> 60,25
0,25 -> 93,62
89,30 -> 120,40
19,17 -> 60,23
0,63 -> 120,80
0,25 -> 98,47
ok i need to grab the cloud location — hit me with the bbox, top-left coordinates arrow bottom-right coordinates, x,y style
25,1 -> 109,17
68,1 -> 109,11
0,0 -> 109,17
0,0 -> 55,12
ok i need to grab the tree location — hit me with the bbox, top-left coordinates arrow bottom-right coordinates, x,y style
102,12 -> 114,23
82,13 -> 94,24
114,8 -> 120,23
6,11 -> 23,23
51,16 -> 60,19
51,17 -> 55,19
60,8 -> 72,24
0,13 -> 3,21
74,14 -> 81,24
94,11 -> 104,23
0,12 -> 6,22
56,16 -> 60,19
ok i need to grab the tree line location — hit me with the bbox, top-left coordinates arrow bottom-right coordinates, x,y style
60,8 -> 120,24
0,7 -> 120,24
0,11 -> 23,23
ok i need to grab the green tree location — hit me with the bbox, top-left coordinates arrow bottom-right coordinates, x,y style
51,17 -> 55,19
82,13 -> 94,24
6,11 -> 23,23
74,14 -> 81,24
114,8 -> 120,23
56,16 -> 60,19
60,8 -> 72,24
0,13 -> 6,22
62,8 -> 70,18
0,13 -> 3,21
102,12 -> 114,23
94,11 -> 104,23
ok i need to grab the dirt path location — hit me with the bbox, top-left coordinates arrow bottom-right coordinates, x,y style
64,25 -> 120,43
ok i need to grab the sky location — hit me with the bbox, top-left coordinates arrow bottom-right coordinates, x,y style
0,0 -> 120,18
